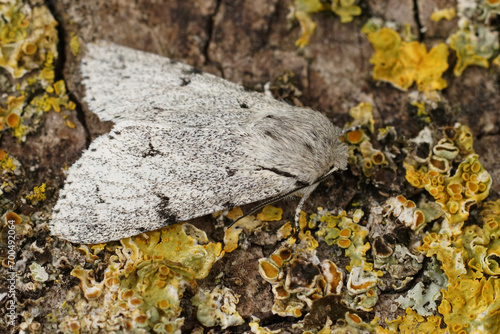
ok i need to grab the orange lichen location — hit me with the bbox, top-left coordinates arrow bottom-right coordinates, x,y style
365,27 -> 449,92
346,129 -> 364,144
6,113 -> 20,128
258,246 -> 345,317
384,195 -> 441,231
405,125 -> 491,234
5,211 -> 22,225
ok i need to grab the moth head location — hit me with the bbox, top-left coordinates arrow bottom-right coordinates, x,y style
246,106 -> 348,185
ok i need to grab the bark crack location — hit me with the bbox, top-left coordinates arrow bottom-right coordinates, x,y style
46,0 -> 91,147
412,0 -> 424,41
203,0 -> 222,66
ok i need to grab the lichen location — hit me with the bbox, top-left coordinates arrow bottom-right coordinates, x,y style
258,245 -> 344,317
344,102 -> 398,187
69,34 -> 80,56
0,2 -> 58,78
430,7 -> 457,22
312,209 -> 371,273
289,0 -> 361,47
25,183 -> 46,204
449,22 -> 499,76
330,0 -> 362,23
59,223 -> 222,333
0,1 -> 78,143
0,150 -> 22,198
405,125 -> 492,235
191,286 -> 245,329
223,205 -> 280,252
364,27 -> 449,92
249,317 -> 281,333
395,258 -> 447,316
29,262 -> 49,282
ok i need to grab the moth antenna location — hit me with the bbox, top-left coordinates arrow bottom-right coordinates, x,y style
342,124 -> 362,135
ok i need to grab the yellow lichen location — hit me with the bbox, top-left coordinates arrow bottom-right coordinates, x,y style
289,0 -> 361,47
348,102 -> 375,133
365,27 -> 449,92
256,205 -> 283,221
430,8 -> 456,22
493,54 -> 500,68
0,150 -> 17,172
439,277 -> 500,333
223,206 -> 279,252
344,102 -> 398,181
383,308 -> 444,333
25,183 -> 46,204
330,0 -> 361,23
0,2 -> 58,78
314,209 -> 371,272
70,34 -> 80,56
249,317 -> 281,334
289,0 -> 326,48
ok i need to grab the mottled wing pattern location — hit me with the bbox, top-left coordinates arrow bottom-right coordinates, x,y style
52,121 -> 296,243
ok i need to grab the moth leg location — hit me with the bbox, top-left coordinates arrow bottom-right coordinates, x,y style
294,183 -> 319,233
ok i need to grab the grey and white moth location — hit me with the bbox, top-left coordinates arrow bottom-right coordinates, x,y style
50,41 -> 348,244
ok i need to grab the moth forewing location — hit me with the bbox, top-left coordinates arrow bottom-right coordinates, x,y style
50,42 -> 348,244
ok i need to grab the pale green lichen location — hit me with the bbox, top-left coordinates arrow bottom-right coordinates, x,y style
191,286 -> 245,329
395,258 -> 447,316
449,22 -> 499,76
29,262 -> 49,282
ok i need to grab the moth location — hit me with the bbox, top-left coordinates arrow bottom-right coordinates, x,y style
50,42 -> 348,244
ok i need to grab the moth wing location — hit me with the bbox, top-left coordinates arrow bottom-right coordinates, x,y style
81,41 -> 272,127
51,121 -> 298,244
